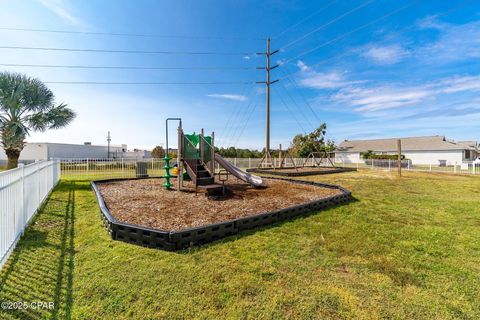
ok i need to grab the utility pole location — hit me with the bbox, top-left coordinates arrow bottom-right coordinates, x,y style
107,131 -> 111,159
257,37 -> 279,167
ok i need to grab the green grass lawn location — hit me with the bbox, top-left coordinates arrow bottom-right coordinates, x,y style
1,170 -> 480,319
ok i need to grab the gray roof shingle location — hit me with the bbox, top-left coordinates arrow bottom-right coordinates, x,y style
336,136 -> 477,152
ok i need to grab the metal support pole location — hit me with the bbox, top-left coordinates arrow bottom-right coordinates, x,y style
177,123 -> 183,190
256,37 -> 278,168
165,118 -> 182,190
266,38 -> 271,156
107,131 -> 111,159
397,139 -> 402,177
200,128 -> 204,164
211,131 -> 215,174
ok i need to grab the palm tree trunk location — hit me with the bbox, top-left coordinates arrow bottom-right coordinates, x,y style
5,148 -> 20,169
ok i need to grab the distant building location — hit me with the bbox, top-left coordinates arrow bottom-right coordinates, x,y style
0,142 -> 152,161
335,136 -> 478,165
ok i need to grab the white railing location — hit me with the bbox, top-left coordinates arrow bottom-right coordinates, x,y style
59,158 -> 166,180
0,160 -> 60,269
57,157 -> 480,179
332,158 -> 480,175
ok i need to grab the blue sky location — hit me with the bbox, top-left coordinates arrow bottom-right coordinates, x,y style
0,0 -> 479,150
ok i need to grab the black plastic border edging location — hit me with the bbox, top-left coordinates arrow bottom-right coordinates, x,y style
91,177 -> 352,251
246,167 -> 357,176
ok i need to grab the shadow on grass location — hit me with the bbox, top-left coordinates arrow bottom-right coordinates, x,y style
0,182 -> 76,320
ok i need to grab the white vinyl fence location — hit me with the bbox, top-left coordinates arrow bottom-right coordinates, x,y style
0,160 -> 60,269
59,158 -> 166,180
58,157 -> 480,179
333,158 -> 480,175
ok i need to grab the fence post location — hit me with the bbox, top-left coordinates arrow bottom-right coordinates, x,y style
36,160 -> 41,205
249,157 -> 251,168
454,162 -> 457,174
122,158 -> 125,178
473,163 -> 475,175
371,159 -> 374,170
234,158 -> 237,167
18,164 -> 25,235
86,158 -> 89,174
388,159 -> 391,170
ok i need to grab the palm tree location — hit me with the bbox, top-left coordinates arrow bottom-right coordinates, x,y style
0,71 -> 76,169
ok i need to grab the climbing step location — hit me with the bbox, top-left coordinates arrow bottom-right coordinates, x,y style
199,184 -> 224,197
197,177 -> 215,185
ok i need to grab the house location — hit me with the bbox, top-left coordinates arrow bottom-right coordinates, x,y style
335,136 -> 478,165
0,142 -> 152,161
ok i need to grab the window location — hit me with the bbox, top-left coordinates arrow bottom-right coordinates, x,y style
465,150 -> 472,160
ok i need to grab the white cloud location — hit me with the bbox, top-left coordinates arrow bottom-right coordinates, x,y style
296,61 -> 310,72
417,15 -> 447,30
300,71 -> 347,89
331,75 -> 480,113
207,94 -> 247,101
37,0 -> 86,29
361,44 -> 409,65
295,60 -> 362,90
418,18 -> 480,62
440,76 -> 480,94
332,86 -> 431,112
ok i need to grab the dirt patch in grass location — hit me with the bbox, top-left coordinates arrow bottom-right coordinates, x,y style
97,178 -> 341,231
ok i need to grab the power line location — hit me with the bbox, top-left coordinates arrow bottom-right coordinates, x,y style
43,81 -> 255,85
0,46 -> 254,56
279,50 -> 351,80
223,90 -> 259,147
280,0 -> 376,50
279,68 -> 322,125
274,0 -> 338,40
279,0 -> 469,80
282,1 -> 414,65
0,27 -> 265,41
277,79 -> 315,131
233,102 -> 259,148
274,86 -> 307,134
219,85 -> 255,148
0,63 -> 255,71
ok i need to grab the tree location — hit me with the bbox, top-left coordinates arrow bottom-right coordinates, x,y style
0,72 -> 75,168
289,123 -> 335,157
151,145 -> 165,158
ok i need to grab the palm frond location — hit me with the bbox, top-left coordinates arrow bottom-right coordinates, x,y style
0,71 -> 75,151
45,103 -> 76,130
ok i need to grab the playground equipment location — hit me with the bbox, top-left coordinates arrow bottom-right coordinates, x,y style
302,151 -> 336,168
277,144 -> 298,171
164,118 -> 182,190
162,118 -> 264,194
215,154 -> 263,187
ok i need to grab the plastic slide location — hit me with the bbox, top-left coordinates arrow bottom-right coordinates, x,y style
214,154 -> 264,187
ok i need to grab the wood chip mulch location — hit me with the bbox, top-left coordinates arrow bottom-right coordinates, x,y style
97,178 -> 341,231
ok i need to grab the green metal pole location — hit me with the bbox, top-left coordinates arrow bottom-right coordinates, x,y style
163,154 -> 172,190
164,118 -> 182,190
